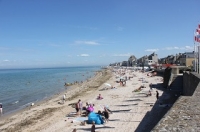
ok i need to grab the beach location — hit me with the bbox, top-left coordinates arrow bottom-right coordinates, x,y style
0,67 -> 170,132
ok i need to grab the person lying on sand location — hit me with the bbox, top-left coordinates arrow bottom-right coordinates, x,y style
146,90 -> 152,96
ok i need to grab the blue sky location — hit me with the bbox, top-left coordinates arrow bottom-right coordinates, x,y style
0,0 -> 200,69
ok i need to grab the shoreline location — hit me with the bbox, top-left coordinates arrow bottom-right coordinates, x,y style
0,68 -> 102,119
0,67 -> 173,132
0,68 -> 112,132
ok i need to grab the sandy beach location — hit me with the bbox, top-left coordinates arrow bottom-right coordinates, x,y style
0,67 -> 168,132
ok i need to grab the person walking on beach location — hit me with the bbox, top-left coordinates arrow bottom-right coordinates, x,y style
63,94 -> 66,104
0,103 -> 3,116
156,91 -> 159,100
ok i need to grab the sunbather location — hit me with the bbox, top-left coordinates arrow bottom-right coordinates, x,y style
146,90 -> 152,96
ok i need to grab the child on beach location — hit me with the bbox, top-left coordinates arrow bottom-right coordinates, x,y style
97,94 -> 103,100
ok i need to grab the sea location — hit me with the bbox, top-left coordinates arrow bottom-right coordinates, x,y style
0,66 -> 102,115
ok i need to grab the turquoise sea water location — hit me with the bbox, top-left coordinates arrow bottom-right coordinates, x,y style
0,66 -> 101,115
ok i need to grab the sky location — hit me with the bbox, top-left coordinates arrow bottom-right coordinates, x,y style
0,0 -> 200,69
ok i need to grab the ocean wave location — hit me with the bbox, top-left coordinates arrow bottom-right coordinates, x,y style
21,102 -> 32,108
12,100 -> 19,104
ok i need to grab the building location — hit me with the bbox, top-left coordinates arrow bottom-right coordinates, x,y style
178,52 -> 195,67
128,55 -> 137,67
137,52 -> 158,67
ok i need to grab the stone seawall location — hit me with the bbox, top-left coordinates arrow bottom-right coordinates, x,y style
183,72 -> 200,96
152,72 -> 200,131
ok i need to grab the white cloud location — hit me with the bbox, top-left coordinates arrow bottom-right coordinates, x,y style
184,46 -> 193,50
145,49 -> 159,52
3,59 -> 10,62
77,54 -> 90,57
164,47 -> 178,50
112,53 -> 131,57
75,41 -> 99,45
163,46 -> 193,51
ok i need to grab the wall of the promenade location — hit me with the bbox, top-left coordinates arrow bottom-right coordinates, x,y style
183,72 -> 200,96
152,72 -> 200,131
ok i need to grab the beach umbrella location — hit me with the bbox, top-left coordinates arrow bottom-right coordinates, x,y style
104,83 -> 112,87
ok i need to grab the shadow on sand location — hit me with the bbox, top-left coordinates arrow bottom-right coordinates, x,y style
78,126 -> 115,131
124,99 -> 143,102
135,83 -> 179,132
111,109 -> 131,113
114,104 -> 138,107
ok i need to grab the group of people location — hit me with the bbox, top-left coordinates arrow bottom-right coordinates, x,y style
73,97 -> 112,124
74,100 -> 96,116
74,93 -> 105,116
